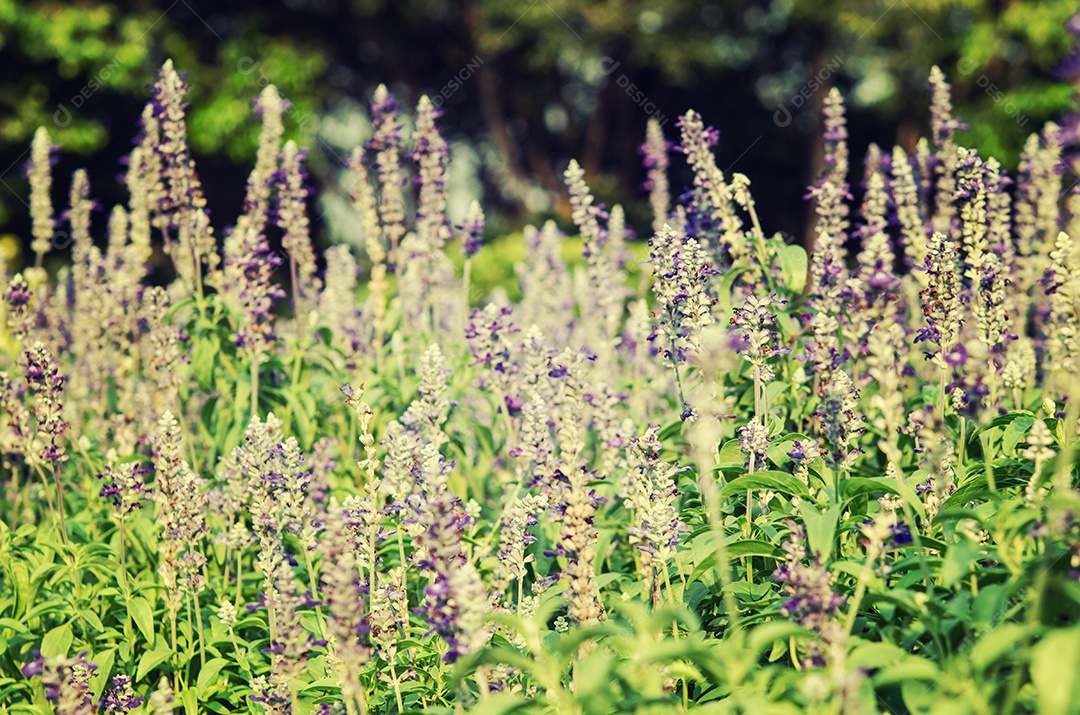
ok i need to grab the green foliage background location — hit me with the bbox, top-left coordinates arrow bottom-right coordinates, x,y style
0,0 -> 1077,252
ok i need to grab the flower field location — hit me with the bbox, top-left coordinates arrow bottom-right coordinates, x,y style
1,59 -> 1080,715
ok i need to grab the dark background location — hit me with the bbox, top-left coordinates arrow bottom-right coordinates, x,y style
0,0 -> 1077,264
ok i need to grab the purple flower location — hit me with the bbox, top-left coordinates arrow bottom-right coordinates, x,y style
458,200 -> 485,257
99,675 -> 144,715
98,463 -> 151,516
772,521 -> 845,667
22,652 -> 97,713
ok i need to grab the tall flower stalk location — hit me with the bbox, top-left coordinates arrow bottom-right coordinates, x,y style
647,224 -> 718,408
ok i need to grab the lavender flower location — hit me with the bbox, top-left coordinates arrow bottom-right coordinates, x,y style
98,463 -> 151,516
400,344 -> 453,448
319,503 -> 370,707
564,159 -> 607,254
892,145 -> 927,271
1046,231 -> 1080,382
0,370 -> 31,463
5,273 -> 33,342
624,424 -> 688,605
517,221 -> 573,339
647,224 -> 718,368
148,60 -> 217,288
412,443 -> 488,662
459,199 -> 485,257
513,392 -> 558,493
677,110 -> 743,263
67,169 -> 95,270
140,286 -> 189,393
99,675 -> 144,715
244,84 -> 285,230
276,140 -> 321,309
815,369 -> 865,471
788,439 -> 821,486
494,494 -> 548,594
221,216 -> 286,358
731,292 -> 788,386
928,66 -> 966,237
22,652 -> 97,715
238,413 -> 313,548
772,521 -> 845,668
367,84 -> 407,261
807,88 -> 850,293
125,107 -> 162,265
466,304 -> 519,396
850,159 -> 897,310
148,677 -> 175,715
411,95 -> 451,250
737,417 -> 770,473
347,147 -> 390,340
565,159 -> 625,351
152,411 -> 208,611
972,250 -> 1015,398
915,232 -> 965,371
27,127 -> 56,264
319,245 -> 364,358
24,341 -> 67,465
369,567 -> 408,662
865,317 -> 909,449
641,118 -> 671,233
557,465 -> 606,627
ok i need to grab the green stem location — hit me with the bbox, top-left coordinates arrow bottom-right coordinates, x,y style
843,546 -> 880,637
234,549 -> 243,609
192,591 -> 207,667
250,355 -> 260,419
303,549 -> 326,637
388,660 -> 405,713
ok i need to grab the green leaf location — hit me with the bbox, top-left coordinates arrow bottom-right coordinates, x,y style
657,420 -> 683,442
40,623 -> 73,658
129,597 -> 155,644
848,641 -> 906,670
717,266 -> 751,315
136,639 -> 174,682
460,691 -> 530,715
766,433 -> 810,468
969,624 -> 1031,673
191,333 -> 219,388
726,540 -> 782,558
872,656 -> 941,685
720,471 -> 809,500
82,609 -> 104,634
840,477 -> 902,501
197,658 -> 228,698
777,243 -> 808,294
1031,626 -> 1080,715
180,686 -> 199,715
901,679 -> 934,714
940,539 -> 982,588
747,621 -> 805,655
717,439 -> 744,468
987,410 -> 1035,429
0,618 -> 28,633
89,649 -> 115,701
1001,414 -> 1034,455
800,503 -> 842,562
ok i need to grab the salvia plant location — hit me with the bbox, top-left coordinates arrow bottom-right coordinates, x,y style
1,55 -> 1080,715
